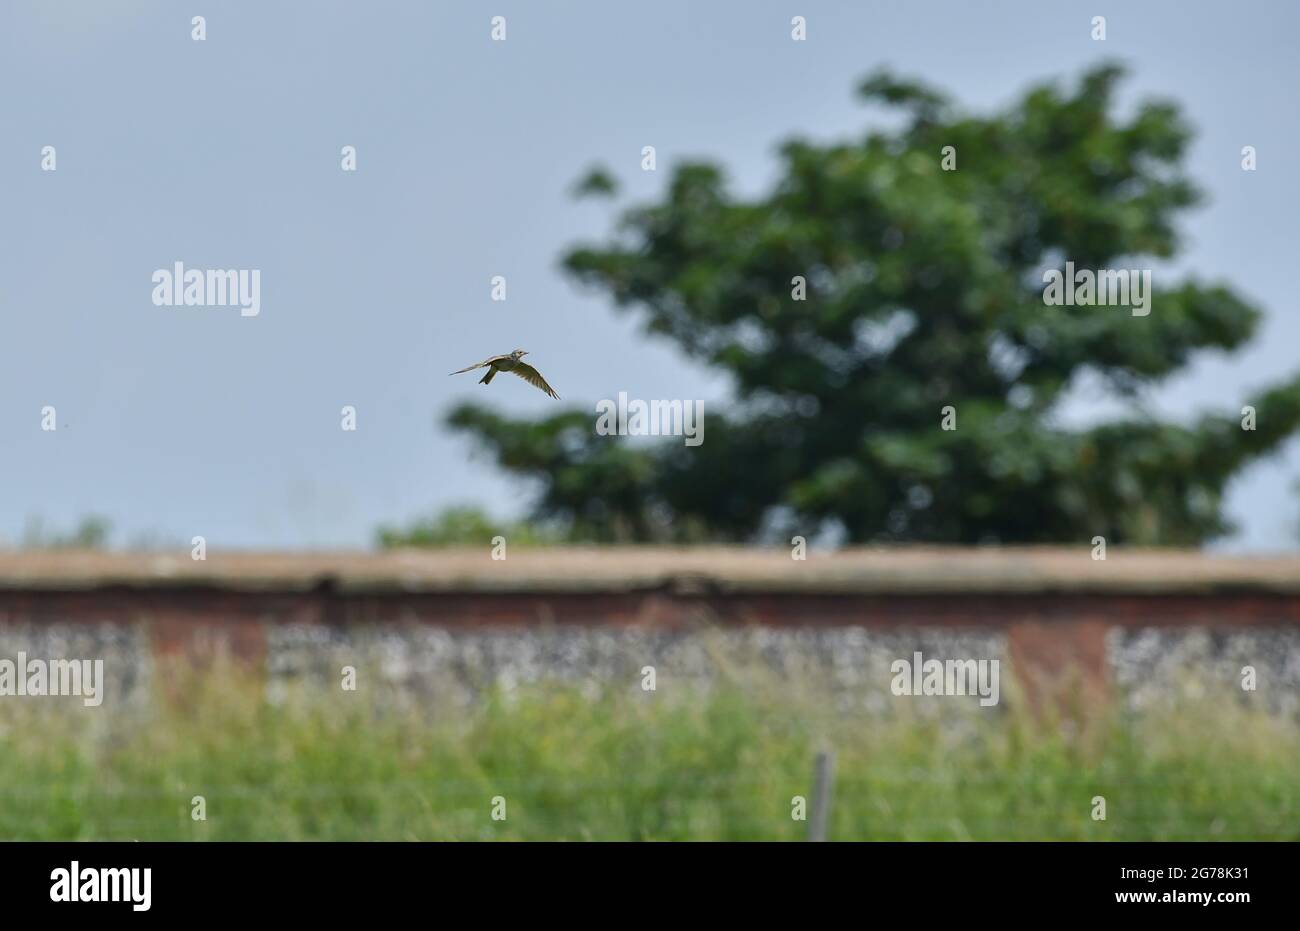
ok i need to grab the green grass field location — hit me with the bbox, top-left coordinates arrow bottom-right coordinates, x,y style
1,663 -> 1296,841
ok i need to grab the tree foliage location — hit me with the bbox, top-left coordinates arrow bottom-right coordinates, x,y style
20,515 -> 112,550
376,504 -> 567,548
446,63 -> 1300,545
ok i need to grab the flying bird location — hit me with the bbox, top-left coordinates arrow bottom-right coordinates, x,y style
449,349 -> 560,399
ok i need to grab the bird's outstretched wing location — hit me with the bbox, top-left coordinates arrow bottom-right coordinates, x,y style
449,354 -> 508,375
511,362 -> 560,399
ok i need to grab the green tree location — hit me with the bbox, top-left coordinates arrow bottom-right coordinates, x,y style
21,515 -> 112,549
376,504 -> 566,548
446,63 -> 1300,545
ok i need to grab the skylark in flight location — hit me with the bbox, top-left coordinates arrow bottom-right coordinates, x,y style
449,349 -> 560,399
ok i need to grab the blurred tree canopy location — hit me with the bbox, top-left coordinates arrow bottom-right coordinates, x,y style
439,63 -> 1300,546
376,505 -> 566,548
20,516 -> 111,550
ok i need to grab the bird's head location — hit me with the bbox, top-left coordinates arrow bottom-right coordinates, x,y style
511,348 -> 529,359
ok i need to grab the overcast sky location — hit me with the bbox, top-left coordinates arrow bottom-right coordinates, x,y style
2,0 -> 1297,550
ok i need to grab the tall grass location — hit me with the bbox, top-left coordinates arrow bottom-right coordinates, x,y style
0,660 -> 1296,840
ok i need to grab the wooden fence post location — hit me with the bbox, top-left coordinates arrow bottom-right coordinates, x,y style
808,749 -> 835,842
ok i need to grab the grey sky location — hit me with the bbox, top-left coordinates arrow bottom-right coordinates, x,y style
2,1 -> 1297,550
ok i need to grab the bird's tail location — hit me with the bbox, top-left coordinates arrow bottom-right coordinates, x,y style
479,369 -> 496,385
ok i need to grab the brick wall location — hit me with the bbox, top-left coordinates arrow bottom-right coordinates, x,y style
2,547 -> 1298,708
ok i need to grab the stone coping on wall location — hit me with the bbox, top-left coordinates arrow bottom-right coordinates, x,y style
1,547 -> 1297,596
